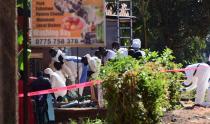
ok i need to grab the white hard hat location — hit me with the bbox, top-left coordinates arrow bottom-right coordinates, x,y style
131,39 -> 141,49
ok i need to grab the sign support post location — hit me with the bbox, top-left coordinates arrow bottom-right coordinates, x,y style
23,0 -> 29,123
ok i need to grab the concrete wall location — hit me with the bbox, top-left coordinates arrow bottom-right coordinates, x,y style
0,0 -> 17,123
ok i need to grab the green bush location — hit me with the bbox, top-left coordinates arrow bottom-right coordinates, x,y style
99,48 -> 184,124
137,62 -> 169,123
100,57 -> 143,124
142,48 -> 183,109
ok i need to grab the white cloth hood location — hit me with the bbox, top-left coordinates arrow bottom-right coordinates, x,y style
84,54 -> 101,79
131,39 -> 141,49
85,54 -> 101,72
52,49 -> 64,62
118,48 -> 128,56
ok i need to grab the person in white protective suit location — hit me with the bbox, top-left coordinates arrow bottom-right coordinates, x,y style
49,48 -> 83,100
111,42 -> 128,57
85,54 -> 104,107
104,49 -> 116,62
128,39 -> 145,59
182,62 -> 210,106
84,54 -> 101,79
49,48 -> 76,84
44,66 -> 67,99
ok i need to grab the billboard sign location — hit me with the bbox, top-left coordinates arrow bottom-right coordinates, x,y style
31,0 -> 105,47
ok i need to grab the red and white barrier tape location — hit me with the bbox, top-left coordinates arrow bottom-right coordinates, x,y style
18,65 -> 209,97
18,80 -> 102,98
160,65 -> 210,73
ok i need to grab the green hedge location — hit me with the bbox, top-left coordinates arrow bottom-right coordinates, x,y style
99,48 -> 183,124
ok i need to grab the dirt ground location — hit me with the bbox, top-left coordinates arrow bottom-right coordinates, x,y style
162,101 -> 210,124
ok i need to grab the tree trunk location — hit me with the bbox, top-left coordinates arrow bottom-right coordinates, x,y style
143,17 -> 147,48
139,0 -> 150,48
0,0 -> 17,123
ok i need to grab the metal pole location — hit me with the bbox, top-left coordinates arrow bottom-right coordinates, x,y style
76,47 -> 79,83
130,0 -> 133,42
116,0 -> 120,43
23,0 -> 29,123
76,47 -> 80,100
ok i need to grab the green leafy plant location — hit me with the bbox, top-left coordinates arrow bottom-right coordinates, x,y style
142,48 -> 183,109
17,31 -> 31,71
100,48 -> 184,123
137,62 -> 168,123
100,56 -> 143,124
69,118 -> 104,124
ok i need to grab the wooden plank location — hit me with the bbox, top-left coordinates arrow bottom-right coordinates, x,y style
31,53 -> 43,59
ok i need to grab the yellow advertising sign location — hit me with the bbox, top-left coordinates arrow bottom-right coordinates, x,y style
31,0 -> 105,47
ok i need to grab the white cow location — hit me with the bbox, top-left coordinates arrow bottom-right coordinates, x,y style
182,63 -> 210,106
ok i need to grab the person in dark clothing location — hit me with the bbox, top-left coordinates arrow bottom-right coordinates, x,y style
112,42 -> 120,51
30,71 -> 52,92
30,71 -> 55,124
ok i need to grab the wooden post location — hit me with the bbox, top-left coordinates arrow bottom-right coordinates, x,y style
0,0 -> 17,123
